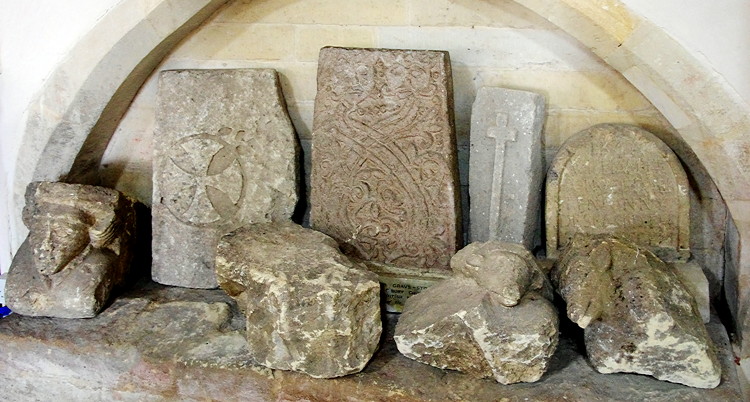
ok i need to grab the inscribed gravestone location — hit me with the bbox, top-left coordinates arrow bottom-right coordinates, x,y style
311,47 -> 461,272
545,124 -> 690,260
469,87 -> 545,250
153,69 -> 298,288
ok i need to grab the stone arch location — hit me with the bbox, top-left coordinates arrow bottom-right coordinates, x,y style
10,0 -> 750,354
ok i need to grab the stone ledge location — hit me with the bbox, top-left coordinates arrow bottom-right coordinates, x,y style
0,281 -> 742,401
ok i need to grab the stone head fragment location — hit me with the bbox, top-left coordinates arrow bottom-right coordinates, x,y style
6,181 -> 136,318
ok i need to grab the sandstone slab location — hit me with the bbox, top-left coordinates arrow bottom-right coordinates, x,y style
6,182 -> 136,318
152,69 -> 299,289
0,281 -> 742,401
469,87 -> 546,251
395,241 -> 558,384
310,47 -> 461,272
553,236 -> 721,388
546,124 -> 690,260
215,222 -> 382,378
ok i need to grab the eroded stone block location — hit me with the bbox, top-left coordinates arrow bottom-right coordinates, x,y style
469,87 -> 545,251
6,182 -> 136,318
152,69 -> 298,288
310,47 -> 460,272
395,242 -> 558,384
546,124 -> 690,260
553,236 -> 720,388
215,222 -> 381,378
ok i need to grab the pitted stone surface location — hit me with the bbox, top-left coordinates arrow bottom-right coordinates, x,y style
546,124 -> 690,260
6,182 -> 136,318
553,236 -> 721,388
310,47 -> 460,272
395,242 -> 558,384
215,222 -> 382,378
469,87 -> 545,251
152,69 -> 298,289
0,282 -> 742,401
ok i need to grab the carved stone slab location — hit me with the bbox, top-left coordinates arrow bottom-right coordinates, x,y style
6,182 -> 136,318
546,124 -> 689,260
469,87 -> 545,250
152,69 -> 298,288
311,47 -> 461,272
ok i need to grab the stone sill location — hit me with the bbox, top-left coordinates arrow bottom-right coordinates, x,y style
0,281 -> 742,401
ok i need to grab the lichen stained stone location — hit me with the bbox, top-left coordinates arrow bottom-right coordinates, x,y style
215,221 -> 382,379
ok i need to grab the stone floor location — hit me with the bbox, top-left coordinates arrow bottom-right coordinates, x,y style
0,280 -> 744,401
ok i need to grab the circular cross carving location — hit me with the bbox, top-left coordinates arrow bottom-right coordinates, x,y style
162,127 -> 246,227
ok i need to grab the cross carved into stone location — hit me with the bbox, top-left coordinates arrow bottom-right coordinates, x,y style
485,113 -> 518,238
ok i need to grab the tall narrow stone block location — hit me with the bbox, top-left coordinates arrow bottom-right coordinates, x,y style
469,87 -> 545,250
311,47 -> 461,272
153,69 -> 298,288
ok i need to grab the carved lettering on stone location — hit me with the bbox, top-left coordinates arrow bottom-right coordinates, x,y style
469,87 -> 545,250
545,124 -> 689,260
153,69 -> 298,288
311,47 -> 461,272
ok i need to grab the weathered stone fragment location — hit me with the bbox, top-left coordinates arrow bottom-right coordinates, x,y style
6,182 -> 136,318
395,242 -> 558,384
673,261 -> 711,323
469,87 -> 545,251
546,124 -> 690,260
215,222 -> 382,378
311,47 -> 460,272
153,69 -> 298,289
450,241 -> 553,306
553,236 -> 721,388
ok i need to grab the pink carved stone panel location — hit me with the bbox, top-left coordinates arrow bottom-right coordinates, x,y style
311,47 -> 461,272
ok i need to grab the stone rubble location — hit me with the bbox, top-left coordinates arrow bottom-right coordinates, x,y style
5,181 -> 137,318
395,241 -> 558,384
215,221 -> 382,378
553,235 -> 721,388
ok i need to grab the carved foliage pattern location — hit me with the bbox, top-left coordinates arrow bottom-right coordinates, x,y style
311,48 -> 460,271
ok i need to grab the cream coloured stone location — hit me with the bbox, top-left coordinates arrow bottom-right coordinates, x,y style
295,26 -> 376,62
215,222 -> 381,379
673,261 -> 711,323
553,236 -> 721,388
171,24 -> 296,61
546,124 -> 690,260
216,0 -> 408,25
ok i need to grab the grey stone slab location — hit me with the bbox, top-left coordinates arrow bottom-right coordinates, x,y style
546,124 -> 690,260
469,87 -> 545,251
310,47 -> 461,273
6,182 -> 137,318
152,69 -> 299,288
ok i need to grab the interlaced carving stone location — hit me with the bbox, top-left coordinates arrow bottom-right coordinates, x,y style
152,69 -> 299,288
552,235 -> 721,388
6,182 -> 136,318
546,124 -> 690,260
215,222 -> 382,378
395,241 -> 559,384
310,47 -> 461,272
469,87 -> 545,251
